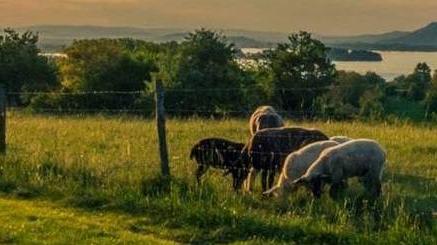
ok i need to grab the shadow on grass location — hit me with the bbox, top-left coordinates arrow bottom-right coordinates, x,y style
1,163 -> 436,243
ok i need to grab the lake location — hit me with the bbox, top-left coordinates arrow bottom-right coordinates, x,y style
241,49 -> 437,81
334,51 -> 437,81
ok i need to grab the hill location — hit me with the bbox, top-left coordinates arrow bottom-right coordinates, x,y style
385,22 -> 437,46
6,25 -> 284,52
319,31 -> 409,44
323,22 -> 437,51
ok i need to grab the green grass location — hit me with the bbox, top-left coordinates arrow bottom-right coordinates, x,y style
0,112 -> 436,244
0,197 -> 173,244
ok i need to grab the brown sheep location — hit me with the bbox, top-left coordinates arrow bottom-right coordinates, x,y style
239,127 -> 329,193
249,106 -> 284,136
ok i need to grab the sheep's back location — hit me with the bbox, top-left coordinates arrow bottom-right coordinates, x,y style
285,140 -> 339,181
324,139 -> 386,178
190,138 -> 245,168
248,127 -> 329,170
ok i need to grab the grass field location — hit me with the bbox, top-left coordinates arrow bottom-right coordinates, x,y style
0,112 -> 436,244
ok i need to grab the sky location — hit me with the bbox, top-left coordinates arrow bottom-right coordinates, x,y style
1,0 -> 437,35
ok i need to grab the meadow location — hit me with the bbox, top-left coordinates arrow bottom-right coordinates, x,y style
0,112 -> 436,244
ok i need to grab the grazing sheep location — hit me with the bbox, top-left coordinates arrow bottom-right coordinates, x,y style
293,139 -> 386,198
264,140 -> 340,197
240,127 -> 329,192
330,136 -> 353,144
249,106 -> 284,136
190,138 -> 248,190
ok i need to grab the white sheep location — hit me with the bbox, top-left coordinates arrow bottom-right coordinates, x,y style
263,140 -> 339,197
293,139 -> 386,198
330,136 -> 353,144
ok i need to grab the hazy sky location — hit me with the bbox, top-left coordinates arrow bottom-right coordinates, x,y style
1,0 -> 437,35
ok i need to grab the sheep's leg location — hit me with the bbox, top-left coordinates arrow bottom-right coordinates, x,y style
329,181 -> 344,199
372,181 -> 382,198
244,168 -> 257,192
232,173 -> 238,191
362,172 -> 382,198
261,170 -> 268,192
267,170 -> 276,190
195,165 -> 209,185
310,178 -> 323,198
364,177 -> 382,198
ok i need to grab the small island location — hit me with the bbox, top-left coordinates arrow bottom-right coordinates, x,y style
328,48 -> 382,62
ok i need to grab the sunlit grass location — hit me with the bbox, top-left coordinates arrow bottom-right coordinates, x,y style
0,112 -> 436,243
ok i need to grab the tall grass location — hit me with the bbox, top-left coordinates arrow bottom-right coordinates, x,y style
0,112 -> 436,243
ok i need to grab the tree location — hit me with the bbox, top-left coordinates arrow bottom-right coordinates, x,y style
37,39 -> 159,111
265,31 -> 336,114
60,39 -> 156,92
406,63 -> 432,101
168,29 -> 246,115
0,28 -> 58,104
359,88 -> 385,119
332,71 -> 385,107
425,70 -> 437,118
318,71 -> 385,119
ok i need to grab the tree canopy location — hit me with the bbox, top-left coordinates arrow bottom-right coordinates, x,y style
265,31 -> 336,113
0,28 -> 58,104
167,29 -> 246,114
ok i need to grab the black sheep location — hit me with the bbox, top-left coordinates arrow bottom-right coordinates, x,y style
190,138 -> 248,190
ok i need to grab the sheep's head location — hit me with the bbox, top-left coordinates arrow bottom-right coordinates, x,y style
292,174 -> 330,198
231,167 -> 250,190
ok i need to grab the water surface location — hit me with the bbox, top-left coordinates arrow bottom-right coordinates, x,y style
241,49 -> 437,81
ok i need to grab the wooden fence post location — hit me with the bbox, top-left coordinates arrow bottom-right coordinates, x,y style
0,85 -> 6,154
155,78 -> 170,177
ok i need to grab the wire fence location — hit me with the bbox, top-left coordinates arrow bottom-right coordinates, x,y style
0,84 -> 409,178
3,84 -> 407,117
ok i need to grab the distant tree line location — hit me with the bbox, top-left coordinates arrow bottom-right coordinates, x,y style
1,28 -> 437,121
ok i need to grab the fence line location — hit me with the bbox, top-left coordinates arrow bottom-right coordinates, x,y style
6,108 -> 329,117
4,86 -> 409,96
8,108 -> 145,113
0,82 -> 394,181
6,91 -> 144,95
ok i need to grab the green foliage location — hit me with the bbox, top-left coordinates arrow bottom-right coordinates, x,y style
265,31 -> 336,113
0,28 -> 58,104
318,71 -> 385,119
383,97 -> 427,121
359,89 -> 385,120
391,63 -> 432,101
28,39 -> 159,111
60,39 -> 157,91
425,71 -> 437,117
4,27 -> 437,122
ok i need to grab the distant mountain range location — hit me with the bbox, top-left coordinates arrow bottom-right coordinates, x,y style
321,22 -> 437,51
3,22 -> 437,52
